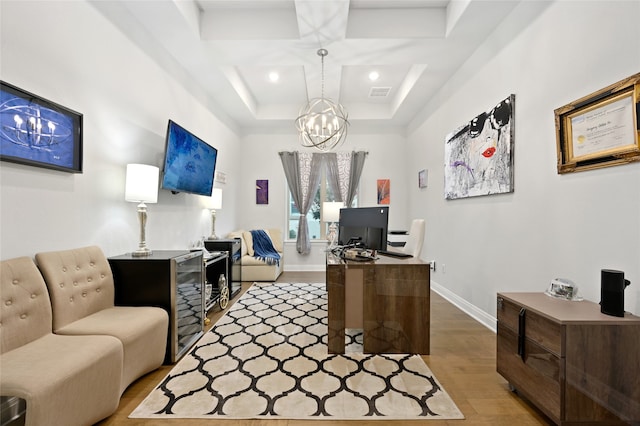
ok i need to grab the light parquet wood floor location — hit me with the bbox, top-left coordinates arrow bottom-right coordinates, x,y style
97,271 -> 552,425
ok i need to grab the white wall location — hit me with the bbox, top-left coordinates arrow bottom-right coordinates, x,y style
239,132 -> 409,270
0,1 -> 242,259
2,0 -> 638,321
407,0 -> 640,319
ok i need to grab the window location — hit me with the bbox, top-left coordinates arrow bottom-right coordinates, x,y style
287,173 -> 356,241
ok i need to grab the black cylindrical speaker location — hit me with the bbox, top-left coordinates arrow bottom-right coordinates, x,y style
600,269 -> 631,317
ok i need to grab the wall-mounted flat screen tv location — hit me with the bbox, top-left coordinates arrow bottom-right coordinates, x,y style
161,120 -> 217,196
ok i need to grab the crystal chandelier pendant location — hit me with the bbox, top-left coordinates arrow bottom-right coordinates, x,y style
295,49 -> 349,152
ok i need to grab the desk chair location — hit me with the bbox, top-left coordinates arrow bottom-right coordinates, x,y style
401,219 -> 425,258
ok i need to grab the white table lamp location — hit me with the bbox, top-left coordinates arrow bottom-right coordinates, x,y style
208,188 -> 222,239
125,164 -> 159,257
323,201 -> 343,249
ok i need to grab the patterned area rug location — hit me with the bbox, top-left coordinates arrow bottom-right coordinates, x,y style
130,282 -> 464,420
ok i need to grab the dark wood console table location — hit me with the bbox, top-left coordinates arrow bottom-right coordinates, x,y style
109,250 -> 204,364
326,253 -> 430,354
497,292 -> 640,425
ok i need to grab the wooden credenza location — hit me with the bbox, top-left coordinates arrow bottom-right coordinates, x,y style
496,292 -> 640,425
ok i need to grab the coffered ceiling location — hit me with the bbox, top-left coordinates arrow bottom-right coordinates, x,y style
91,0 -> 536,136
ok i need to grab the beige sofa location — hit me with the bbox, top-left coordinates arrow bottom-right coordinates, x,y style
0,256 -> 123,426
227,229 -> 284,281
0,247 -> 169,426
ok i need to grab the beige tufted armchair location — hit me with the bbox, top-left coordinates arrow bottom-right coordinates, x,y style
35,246 -> 168,393
0,256 -> 123,426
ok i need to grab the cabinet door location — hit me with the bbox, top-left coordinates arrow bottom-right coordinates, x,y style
497,296 -> 563,423
497,297 -> 562,356
204,255 -> 228,311
174,255 -> 203,360
230,240 -> 241,284
204,239 -> 241,285
497,324 -> 562,422
565,324 -> 640,424
326,263 -> 346,354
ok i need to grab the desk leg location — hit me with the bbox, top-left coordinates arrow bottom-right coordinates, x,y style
327,264 -> 345,354
363,264 -> 430,354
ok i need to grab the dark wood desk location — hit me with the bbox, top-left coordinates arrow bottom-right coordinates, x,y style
326,253 -> 430,354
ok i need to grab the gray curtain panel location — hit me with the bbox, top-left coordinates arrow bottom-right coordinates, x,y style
323,153 -> 342,203
323,151 -> 368,206
279,151 -> 323,254
346,151 -> 367,207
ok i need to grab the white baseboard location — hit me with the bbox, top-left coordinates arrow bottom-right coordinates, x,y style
284,265 -> 326,272
431,281 -> 497,333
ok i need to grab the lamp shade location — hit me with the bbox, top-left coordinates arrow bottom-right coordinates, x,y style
209,188 -> 222,209
125,164 -> 159,203
323,201 -> 343,223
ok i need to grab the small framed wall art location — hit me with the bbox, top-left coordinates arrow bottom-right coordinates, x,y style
377,179 -> 390,204
256,179 -> 268,204
418,169 -> 428,188
215,170 -> 227,184
554,72 -> 640,174
0,81 -> 83,173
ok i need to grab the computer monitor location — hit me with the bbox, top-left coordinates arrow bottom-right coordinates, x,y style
338,206 -> 389,250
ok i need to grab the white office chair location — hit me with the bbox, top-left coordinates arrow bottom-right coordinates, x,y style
401,219 -> 425,258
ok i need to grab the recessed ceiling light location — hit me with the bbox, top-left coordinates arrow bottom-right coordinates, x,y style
369,71 -> 380,81
268,71 -> 279,82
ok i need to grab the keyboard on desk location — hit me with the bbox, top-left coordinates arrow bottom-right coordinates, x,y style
377,250 -> 413,258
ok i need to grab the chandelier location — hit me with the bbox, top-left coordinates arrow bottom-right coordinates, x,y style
295,48 -> 349,152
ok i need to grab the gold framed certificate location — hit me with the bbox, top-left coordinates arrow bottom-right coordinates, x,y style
554,73 -> 640,174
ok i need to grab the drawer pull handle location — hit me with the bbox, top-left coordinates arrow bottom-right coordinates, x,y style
518,308 -> 526,361
497,297 -> 503,309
